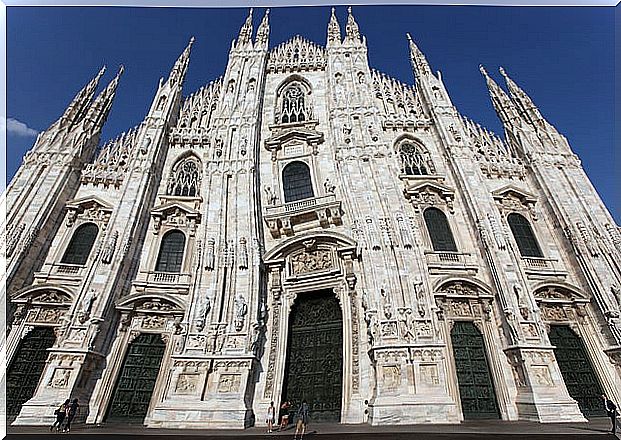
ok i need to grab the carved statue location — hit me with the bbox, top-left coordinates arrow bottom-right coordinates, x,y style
264,186 -> 278,205
324,178 -> 336,195
380,288 -> 393,320
234,294 -> 248,331
513,284 -> 530,320
612,285 -> 621,309
78,289 -> 97,323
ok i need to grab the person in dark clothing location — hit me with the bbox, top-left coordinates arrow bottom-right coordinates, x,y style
602,394 -> 618,434
50,399 -> 69,432
62,398 -> 80,432
294,400 -> 310,440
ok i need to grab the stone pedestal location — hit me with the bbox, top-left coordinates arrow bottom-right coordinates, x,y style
147,357 -> 255,429
368,346 -> 460,425
505,347 -> 586,423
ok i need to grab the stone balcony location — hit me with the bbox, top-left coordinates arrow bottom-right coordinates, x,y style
521,256 -> 568,279
132,271 -> 192,294
424,251 -> 479,274
33,263 -> 86,285
264,194 -> 343,238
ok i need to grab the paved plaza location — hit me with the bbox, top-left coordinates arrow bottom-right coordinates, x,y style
5,418 -> 620,439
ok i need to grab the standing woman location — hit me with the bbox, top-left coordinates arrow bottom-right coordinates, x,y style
266,401 -> 276,433
50,399 -> 69,432
293,400 -> 310,440
62,398 -> 80,432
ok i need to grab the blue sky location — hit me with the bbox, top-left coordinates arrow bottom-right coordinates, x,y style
6,5 -> 618,222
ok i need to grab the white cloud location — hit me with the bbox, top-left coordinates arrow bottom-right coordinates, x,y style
1,117 -> 39,137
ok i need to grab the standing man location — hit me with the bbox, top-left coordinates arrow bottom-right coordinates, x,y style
602,394 -> 618,434
293,399 -> 309,440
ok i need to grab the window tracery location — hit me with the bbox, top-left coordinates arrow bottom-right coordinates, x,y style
280,83 -> 309,124
398,140 -> 435,176
166,156 -> 201,197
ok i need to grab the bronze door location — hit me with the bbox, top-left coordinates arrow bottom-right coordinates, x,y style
6,327 -> 56,421
107,333 -> 166,421
451,321 -> 500,419
549,325 -> 604,416
282,290 -> 343,422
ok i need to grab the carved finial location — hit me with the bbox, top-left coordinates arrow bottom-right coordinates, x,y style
479,64 -> 489,76
344,6 -> 361,43
327,5 -> 341,45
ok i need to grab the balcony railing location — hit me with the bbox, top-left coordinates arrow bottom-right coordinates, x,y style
53,264 -> 83,275
146,271 -> 191,285
521,256 -> 566,277
424,251 -> 478,272
264,194 -> 342,238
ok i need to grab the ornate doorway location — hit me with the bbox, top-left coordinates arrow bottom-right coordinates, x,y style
282,290 -> 343,422
549,325 -> 604,416
6,327 -> 56,421
107,333 -> 166,422
451,321 -> 500,419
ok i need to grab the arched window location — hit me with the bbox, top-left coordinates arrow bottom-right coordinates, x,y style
507,213 -> 543,257
155,230 -> 186,273
423,208 -> 457,252
398,141 -> 434,176
280,83 -> 307,124
167,156 -> 201,197
282,161 -> 314,203
61,223 -> 99,265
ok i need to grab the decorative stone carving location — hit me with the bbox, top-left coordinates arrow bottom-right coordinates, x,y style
380,287 -> 394,320
382,365 -> 401,391
420,364 -> 440,386
290,249 -> 333,275
142,315 -> 167,329
218,374 -> 241,393
175,373 -> 200,394
531,365 -> 554,386
324,178 -> 336,194
205,237 -> 215,270
48,368 -> 72,388
238,237 -> 249,270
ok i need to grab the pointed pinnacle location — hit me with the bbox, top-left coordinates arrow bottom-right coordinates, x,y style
479,64 -> 489,77
499,66 -> 507,77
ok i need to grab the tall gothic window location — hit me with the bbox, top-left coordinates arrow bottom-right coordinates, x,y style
282,161 -> 314,203
61,223 -> 99,265
507,213 -> 543,258
155,230 -> 186,273
167,156 -> 201,197
280,83 -> 307,124
424,208 -> 457,252
398,141 -> 433,176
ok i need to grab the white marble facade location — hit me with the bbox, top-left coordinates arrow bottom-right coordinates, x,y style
4,7 -> 621,430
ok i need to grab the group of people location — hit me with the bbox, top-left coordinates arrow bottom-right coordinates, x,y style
266,399 -> 310,439
50,398 -> 80,433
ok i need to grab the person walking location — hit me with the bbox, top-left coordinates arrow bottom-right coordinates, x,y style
266,401 -> 276,433
279,400 -> 291,431
50,399 -> 69,432
62,398 -> 80,432
293,400 -> 309,440
602,394 -> 619,434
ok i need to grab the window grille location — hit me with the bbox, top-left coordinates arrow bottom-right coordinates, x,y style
507,213 -> 543,257
155,230 -> 186,273
282,161 -> 314,203
61,223 -> 99,265
423,208 -> 457,252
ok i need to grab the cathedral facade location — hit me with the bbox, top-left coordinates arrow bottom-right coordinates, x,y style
4,7 -> 621,429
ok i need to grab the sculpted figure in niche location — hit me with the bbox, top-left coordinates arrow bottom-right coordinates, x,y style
380,287 -> 393,320
611,285 -> 621,309
234,294 -> 248,332
78,289 -> 97,323
264,186 -> 278,205
324,178 -> 336,194
513,284 -> 530,320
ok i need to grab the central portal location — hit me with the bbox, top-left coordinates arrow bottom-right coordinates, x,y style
282,289 -> 343,422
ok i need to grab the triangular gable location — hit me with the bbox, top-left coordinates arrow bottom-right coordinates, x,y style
492,185 -> 537,204
66,195 -> 113,211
